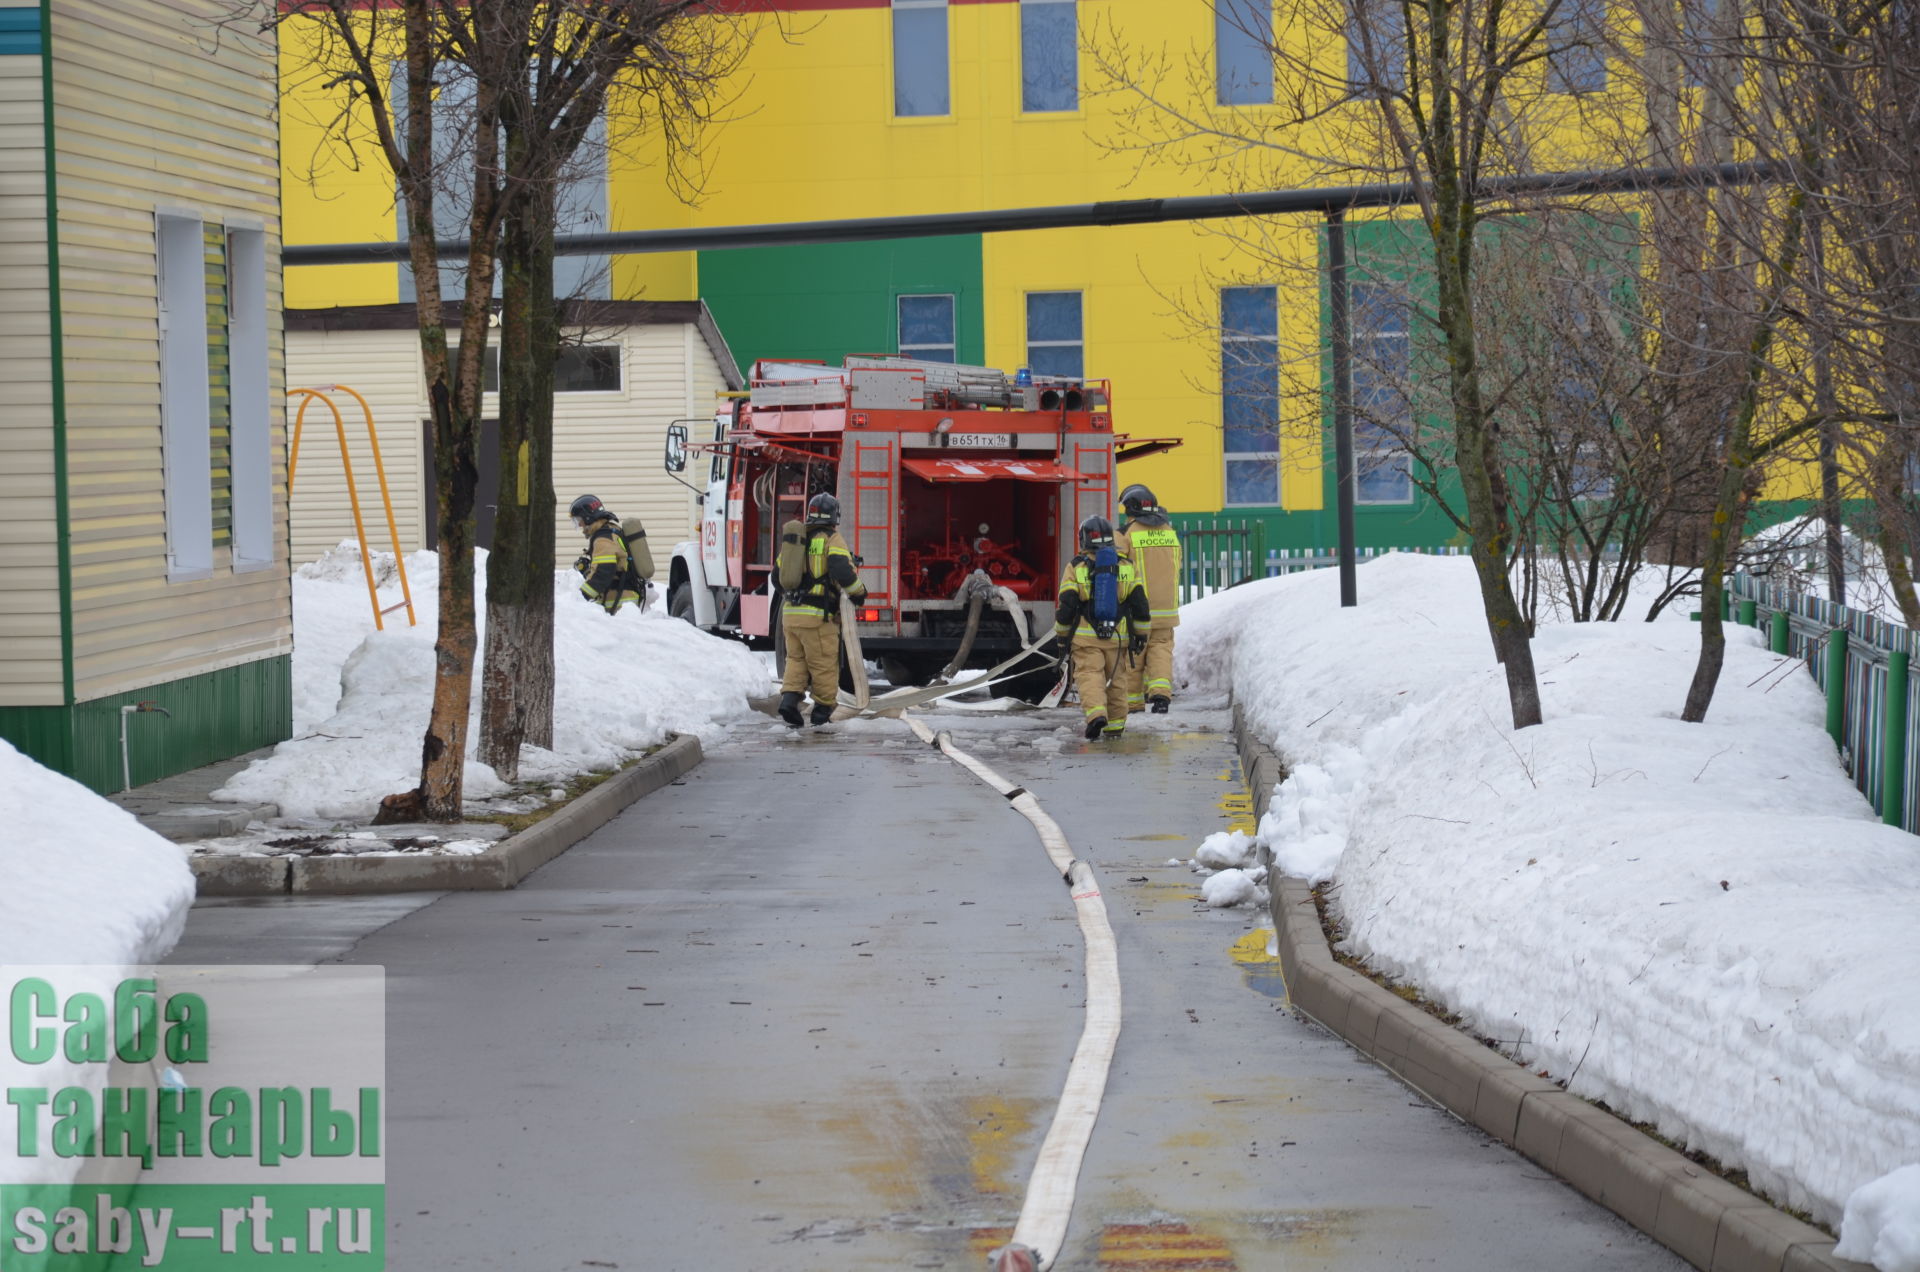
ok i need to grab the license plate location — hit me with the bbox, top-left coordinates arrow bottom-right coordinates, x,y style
948,432 -> 1011,448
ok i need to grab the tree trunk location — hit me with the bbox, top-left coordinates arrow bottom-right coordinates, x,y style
395,3 -> 500,822
1431,212 -> 1543,725
478,177 -> 560,780
1880,524 -> 1920,629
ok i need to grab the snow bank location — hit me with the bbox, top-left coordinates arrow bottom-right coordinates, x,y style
1179,553 -> 1920,1233
218,543 -> 767,820
1837,1166 -> 1920,1272
0,743 -> 194,966
0,741 -> 196,1186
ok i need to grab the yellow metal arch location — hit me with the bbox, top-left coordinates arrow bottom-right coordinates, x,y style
288,385 -> 418,630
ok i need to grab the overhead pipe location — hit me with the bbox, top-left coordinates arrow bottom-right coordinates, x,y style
282,160 -> 1786,267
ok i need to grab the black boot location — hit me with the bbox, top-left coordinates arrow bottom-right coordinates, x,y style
1084,716 -> 1106,740
810,701 -> 836,726
778,692 -> 803,728
1150,695 -> 1171,714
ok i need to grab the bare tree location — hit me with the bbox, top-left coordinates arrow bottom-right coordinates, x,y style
261,0 -> 507,819
1090,0 -> 1648,729
478,2 -> 749,781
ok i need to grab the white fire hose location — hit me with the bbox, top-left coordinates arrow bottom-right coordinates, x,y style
903,714 -> 1122,1272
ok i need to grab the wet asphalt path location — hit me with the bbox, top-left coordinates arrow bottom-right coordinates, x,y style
172,701 -> 1685,1272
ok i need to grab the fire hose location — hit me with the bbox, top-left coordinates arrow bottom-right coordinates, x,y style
831,591 -> 1057,720
902,714 -> 1121,1271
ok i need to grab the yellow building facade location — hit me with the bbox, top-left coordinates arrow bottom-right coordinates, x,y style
278,1 -> 1819,549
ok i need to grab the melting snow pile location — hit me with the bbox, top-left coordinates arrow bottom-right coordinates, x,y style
0,741 -> 196,1186
1837,1166 -> 1920,1272
1177,552 -> 1920,1245
215,543 -> 767,820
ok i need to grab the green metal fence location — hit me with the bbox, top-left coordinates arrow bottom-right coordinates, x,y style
1171,517 -> 1471,604
1727,573 -> 1918,831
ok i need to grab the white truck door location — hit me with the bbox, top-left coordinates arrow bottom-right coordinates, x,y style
699,412 -> 729,583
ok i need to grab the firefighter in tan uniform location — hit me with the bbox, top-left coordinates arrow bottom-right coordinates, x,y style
778,493 -> 868,728
1116,484 -> 1181,714
1055,515 -> 1152,741
571,493 -> 644,613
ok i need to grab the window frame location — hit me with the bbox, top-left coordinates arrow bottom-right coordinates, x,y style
1546,0 -> 1608,93
892,0 -> 951,119
1221,284 -> 1281,508
1346,0 -> 1408,95
157,210 -> 214,581
226,225 -> 274,572
1215,0 -> 1276,106
1020,0 -> 1079,114
449,342 -> 627,396
897,292 -> 958,362
1348,278 -> 1415,506
1024,289 -> 1084,380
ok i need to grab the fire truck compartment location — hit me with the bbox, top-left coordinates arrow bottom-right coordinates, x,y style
898,466 -> 1063,602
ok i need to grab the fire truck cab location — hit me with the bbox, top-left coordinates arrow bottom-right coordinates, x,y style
664,355 -> 1129,696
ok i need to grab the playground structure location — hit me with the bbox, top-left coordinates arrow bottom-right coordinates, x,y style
288,384 -> 418,630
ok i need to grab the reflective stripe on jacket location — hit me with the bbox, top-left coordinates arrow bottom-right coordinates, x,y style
580,519 -> 630,600
1054,553 -> 1151,645
1119,520 -> 1182,628
785,529 -> 865,618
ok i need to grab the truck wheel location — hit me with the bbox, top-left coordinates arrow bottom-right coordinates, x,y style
879,656 -> 940,688
668,582 -> 695,624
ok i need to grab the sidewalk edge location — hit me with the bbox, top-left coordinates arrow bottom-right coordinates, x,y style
1228,702 -> 1864,1272
191,734 -> 704,897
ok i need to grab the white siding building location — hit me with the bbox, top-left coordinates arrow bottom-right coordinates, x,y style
0,0 -> 290,793
285,300 -> 741,565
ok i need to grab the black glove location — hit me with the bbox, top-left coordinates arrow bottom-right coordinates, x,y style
1129,632 -> 1148,656
572,553 -> 591,578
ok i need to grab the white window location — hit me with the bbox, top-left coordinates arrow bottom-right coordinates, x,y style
1349,280 -> 1414,504
451,343 -> 625,394
893,0 -> 950,117
157,212 -> 212,580
1026,291 -> 1084,379
227,228 -> 274,571
1222,286 -> 1280,506
1021,0 -> 1077,112
898,294 -> 957,362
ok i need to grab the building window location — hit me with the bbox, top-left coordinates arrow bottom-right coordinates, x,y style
898,294 -> 957,362
227,228 -> 274,570
1222,286 -> 1279,507
204,224 -> 232,552
455,344 -> 624,394
1025,291 -> 1083,379
893,0 -> 950,117
1216,0 -> 1274,105
1347,0 -> 1407,94
157,212 -> 213,580
1021,0 -> 1077,112
1680,0 -> 1740,86
1547,0 -> 1607,92
1349,280 -> 1413,504
398,79 -> 611,303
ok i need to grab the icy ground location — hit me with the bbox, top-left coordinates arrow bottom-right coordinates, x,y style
211,543 -> 767,824
0,741 -> 196,1185
1176,553 -> 1920,1258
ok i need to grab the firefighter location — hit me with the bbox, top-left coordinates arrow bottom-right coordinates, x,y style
1055,515 -> 1152,741
779,492 -> 868,728
1115,483 -> 1182,713
571,493 -> 641,614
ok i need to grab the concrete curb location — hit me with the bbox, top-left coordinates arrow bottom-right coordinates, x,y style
191,734 -> 704,897
1228,704 -> 1865,1272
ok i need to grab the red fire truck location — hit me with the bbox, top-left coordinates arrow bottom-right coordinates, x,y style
663,355 -> 1167,699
